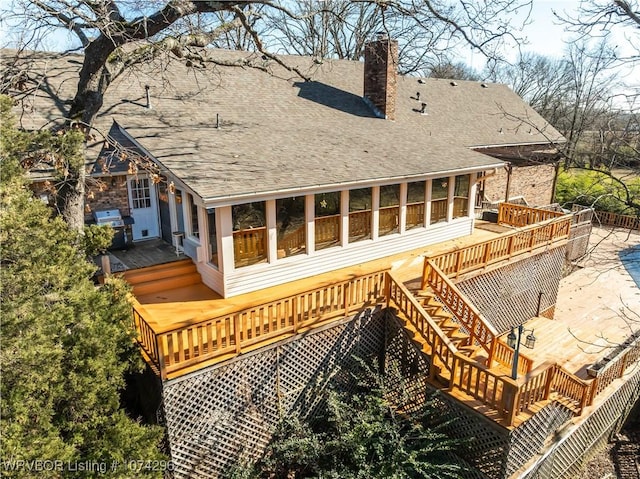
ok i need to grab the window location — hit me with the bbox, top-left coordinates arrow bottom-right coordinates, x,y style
315,192 -> 341,250
232,202 -> 267,267
277,197 -> 306,258
430,177 -> 449,224
406,181 -> 425,229
379,184 -> 400,236
187,193 -> 199,238
349,188 -> 372,242
453,175 -> 470,219
208,208 -> 218,267
130,178 -> 151,209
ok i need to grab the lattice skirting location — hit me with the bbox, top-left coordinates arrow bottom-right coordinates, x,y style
517,368 -> 640,479
385,316 -> 510,479
161,308 -> 386,478
566,222 -> 592,263
456,247 -> 566,334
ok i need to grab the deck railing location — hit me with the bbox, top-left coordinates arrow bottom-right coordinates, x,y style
315,214 -> 341,246
590,337 -> 640,397
431,198 -> 447,223
594,210 -> 640,231
349,209 -> 372,239
279,224 -> 306,254
498,203 -> 565,227
491,338 -> 534,377
423,212 -> 572,281
422,260 -> 498,358
133,270 -> 387,379
387,275 -> 458,377
379,206 -> 399,235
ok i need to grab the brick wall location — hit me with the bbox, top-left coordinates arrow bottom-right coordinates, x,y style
482,164 -> 556,207
84,174 -> 130,220
364,39 -> 398,120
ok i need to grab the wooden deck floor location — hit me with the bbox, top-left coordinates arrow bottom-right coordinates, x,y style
111,238 -> 183,270
134,223 -> 504,334
521,227 -> 640,379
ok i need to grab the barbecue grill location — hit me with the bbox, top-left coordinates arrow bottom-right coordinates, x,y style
93,208 -> 133,249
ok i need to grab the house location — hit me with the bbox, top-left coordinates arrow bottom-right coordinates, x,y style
7,42 -> 637,479
10,39 -> 562,298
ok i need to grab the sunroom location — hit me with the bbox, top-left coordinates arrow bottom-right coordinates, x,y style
167,170 -> 483,298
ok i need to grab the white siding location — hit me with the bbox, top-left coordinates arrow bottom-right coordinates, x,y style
198,262 -> 224,296
221,218 -> 473,297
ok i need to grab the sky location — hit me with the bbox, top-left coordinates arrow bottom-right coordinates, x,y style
464,0 -> 639,109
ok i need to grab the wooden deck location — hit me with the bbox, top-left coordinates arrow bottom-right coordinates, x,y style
124,204 -> 640,428
132,222 -> 501,335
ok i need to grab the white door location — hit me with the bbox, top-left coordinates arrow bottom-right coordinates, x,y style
127,175 -> 160,241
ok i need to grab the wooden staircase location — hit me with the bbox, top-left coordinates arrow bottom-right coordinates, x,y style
413,287 -> 483,360
121,259 -> 201,296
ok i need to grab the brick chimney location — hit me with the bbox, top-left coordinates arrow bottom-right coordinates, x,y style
363,36 -> 398,120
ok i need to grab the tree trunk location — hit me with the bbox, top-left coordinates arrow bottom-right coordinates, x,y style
63,40 -> 116,230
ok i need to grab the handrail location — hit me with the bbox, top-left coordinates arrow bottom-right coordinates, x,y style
423,214 -> 572,283
498,203 -> 564,227
233,226 -> 267,262
549,364 -> 593,414
387,273 -> 458,377
492,339 -> 534,376
591,337 -> 640,397
422,259 -> 498,359
594,210 -> 640,231
451,351 -> 519,421
137,269 -> 387,379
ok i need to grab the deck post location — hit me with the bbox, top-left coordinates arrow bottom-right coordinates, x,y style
157,335 -> 167,381
543,364 -> 555,400
505,381 -> 520,427
292,296 -> 299,333
421,258 -> 429,291
234,314 -> 242,353
343,281 -> 351,315
486,338 -> 496,368
449,355 -> 458,391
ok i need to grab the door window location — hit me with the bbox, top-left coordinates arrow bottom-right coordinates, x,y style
130,178 -> 152,209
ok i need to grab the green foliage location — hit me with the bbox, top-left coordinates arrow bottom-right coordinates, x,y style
228,360 -> 462,479
83,224 -> 115,256
1,107 -> 164,477
556,169 -> 640,215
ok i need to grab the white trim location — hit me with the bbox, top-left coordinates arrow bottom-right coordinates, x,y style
399,183 -> 407,234
201,164 -> 504,208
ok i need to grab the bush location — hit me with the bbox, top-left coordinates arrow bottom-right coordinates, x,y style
555,169 -> 640,215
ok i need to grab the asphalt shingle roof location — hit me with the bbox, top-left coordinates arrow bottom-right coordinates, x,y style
6,49 -> 563,203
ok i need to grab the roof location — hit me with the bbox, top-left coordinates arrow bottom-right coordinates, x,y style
5,49 -> 564,203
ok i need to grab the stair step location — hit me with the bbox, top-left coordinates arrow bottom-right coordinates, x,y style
122,259 -> 195,284
132,272 -> 202,296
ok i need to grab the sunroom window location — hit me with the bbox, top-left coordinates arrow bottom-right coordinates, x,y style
430,177 -> 449,224
453,175 -> 470,219
379,185 -> 400,236
315,192 -> 340,250
349,188 -> 372,243
277,197 -> 306,258
406,181 -> 425,229
207,208 -> 219,267
232,202 -> 267,267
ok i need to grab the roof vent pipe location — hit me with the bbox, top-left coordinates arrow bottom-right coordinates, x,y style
145,85 -> 151,109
